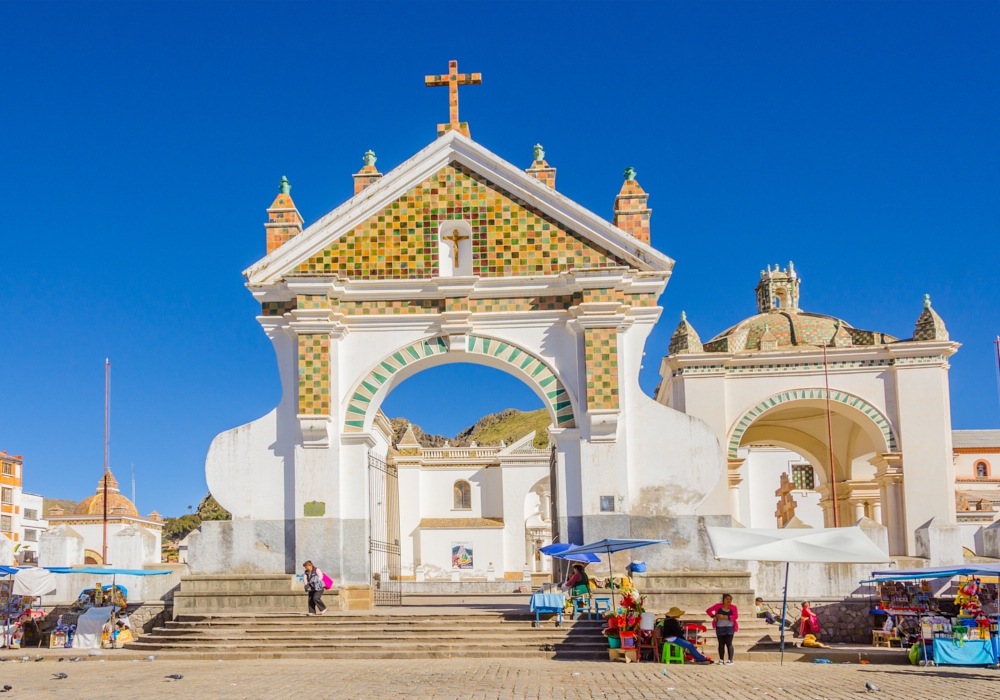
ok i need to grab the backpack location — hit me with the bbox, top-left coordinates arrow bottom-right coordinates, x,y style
316,568 -> 334,590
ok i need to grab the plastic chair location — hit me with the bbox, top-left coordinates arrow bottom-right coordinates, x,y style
592,596 -> 611,618
662,642 -> 685,664
571,595 -> 590,620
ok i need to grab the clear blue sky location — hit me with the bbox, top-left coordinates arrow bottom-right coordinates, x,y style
1,2 -> 997,517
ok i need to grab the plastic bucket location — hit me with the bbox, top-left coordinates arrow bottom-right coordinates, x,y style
608,636 -> 621,649
640,612 -> 657,631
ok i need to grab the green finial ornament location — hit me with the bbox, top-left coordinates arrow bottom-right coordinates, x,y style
624,167 -> 637,181
680,311 -> 687,322
278,176 -> 291,195
363,150 -> 377,168
924,293 -> 931,308
533,144 -> 545,162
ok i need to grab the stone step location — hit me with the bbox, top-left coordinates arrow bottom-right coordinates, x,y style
125,639 -> 611,651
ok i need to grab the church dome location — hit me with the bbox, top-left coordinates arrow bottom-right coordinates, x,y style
698,264 -> 898,353
74,470 -> 139,517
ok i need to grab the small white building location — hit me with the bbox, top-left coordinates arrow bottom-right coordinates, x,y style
42,470 -> 164,569
18,493 -> 46,564
380,418 -> 553,580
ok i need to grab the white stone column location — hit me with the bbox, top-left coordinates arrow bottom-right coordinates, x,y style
872,502 -> 882,525
727,458 -> 745,523
872,454 -> 906,556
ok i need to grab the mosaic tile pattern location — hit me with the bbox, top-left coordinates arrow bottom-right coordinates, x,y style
261,300 -> 297,316
704,312 -> 898,353
297,295 -> 328,310
584,328 -> 619,411
581,288 -> 615,304
727,388 -> 897,459
468,296 -> 575,313
526,158 -> 556,189
298,334 -> 330,415
266,192 -> 304,254
613,179 -> 651,244
341,299 -> 443,315
913,299 -> 949,341
295,164 -> 626,279
344,335 -> 575,432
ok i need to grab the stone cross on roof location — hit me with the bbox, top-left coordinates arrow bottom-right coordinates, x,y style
425,60 -> 482,138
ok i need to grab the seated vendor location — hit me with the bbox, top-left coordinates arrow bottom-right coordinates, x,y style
561,564 -> 590,597
755,597 -> 788,627
661,607 -> 713,664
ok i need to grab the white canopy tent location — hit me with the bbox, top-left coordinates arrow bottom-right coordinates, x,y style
706,526 -> 891,662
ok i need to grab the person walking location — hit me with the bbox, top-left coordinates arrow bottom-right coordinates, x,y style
706,593 -> 739,665
303,560 -> 327,616
660,607 -> 713,664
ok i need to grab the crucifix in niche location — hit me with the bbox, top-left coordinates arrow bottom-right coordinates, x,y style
442,229 -> 469,267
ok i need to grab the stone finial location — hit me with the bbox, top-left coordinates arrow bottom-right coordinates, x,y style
354,150 -> 383,195
266,176 -> 304,254
759,323 -> 778,351
669,311 -> 703,355
832,319 -> 853,347
613,167 -> 651,245
913,293 -> 949,341
526,144 -> 556,188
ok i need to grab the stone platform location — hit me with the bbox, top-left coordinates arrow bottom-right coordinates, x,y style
172,574 -> 312,615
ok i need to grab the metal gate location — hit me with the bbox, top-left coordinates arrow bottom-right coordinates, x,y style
368,452 -> 401,606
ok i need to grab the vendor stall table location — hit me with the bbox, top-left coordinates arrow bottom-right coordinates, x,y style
933,638 -> 997,666
529,592 -> 564,627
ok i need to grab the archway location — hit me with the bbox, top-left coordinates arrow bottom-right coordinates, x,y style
344,334 -> 577,434
728,389 -> 895,528
371,356 -> 559,585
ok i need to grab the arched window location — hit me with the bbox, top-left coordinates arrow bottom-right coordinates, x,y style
976,461 -> 991,478
454,481 -> 472,510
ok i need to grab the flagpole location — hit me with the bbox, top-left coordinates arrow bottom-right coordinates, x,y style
102,359 -> 110,565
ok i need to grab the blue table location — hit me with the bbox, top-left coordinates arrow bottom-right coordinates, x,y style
530,592 -> 565,627
933,638 -> 997,666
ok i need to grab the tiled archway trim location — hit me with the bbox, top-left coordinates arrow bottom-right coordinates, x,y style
727,388 -> 898,459
344,335 -> 576,432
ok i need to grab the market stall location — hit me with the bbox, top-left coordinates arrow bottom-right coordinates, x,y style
867,564 -> 1000,666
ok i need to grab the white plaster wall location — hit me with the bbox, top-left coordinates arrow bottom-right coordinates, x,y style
39,526 -> 84,567
955,452 -> 997,479
621,317 -> 727,516
420,469 -> 483,518
206,409 -> 287,520
418,528 -> 505,577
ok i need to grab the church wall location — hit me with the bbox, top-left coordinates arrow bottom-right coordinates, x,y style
418,528 -> 505,577
398,465 -> 421,576
892,353 -> 959,555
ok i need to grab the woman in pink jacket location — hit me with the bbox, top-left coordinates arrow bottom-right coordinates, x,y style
706,594 -> 739,664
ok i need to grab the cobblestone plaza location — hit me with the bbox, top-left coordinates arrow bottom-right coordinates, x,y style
0,658 -> 992,699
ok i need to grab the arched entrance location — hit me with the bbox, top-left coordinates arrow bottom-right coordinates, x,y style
344,334 -> 577,434
727,389 -> 898,543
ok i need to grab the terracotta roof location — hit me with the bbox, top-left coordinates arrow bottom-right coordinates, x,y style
418,517 -> 504,529
953,431 -> 1000,449
75,470 -> 138,517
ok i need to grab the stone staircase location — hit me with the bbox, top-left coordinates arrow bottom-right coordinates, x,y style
125,611 -> 609,660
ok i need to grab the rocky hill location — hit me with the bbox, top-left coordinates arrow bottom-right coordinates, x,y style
389,408 -> 551,449
43,498 -> 78,516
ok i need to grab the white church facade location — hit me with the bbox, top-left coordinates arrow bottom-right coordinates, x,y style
191,63 -> 973,598
658,265 -> 963,562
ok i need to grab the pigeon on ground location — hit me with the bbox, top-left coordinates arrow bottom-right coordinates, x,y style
18,657 -> 29,662
35,655 -> 43,662
69,657 -> 83,662
0,685 -> 11,692
53,673 -> 68,680
865,682 -> 881,693
144,655 -> 157,661
165,674 -> 184,680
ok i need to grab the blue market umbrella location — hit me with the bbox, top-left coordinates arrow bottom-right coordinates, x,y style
538,543 -> 601,563
561,539 -> 669,605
